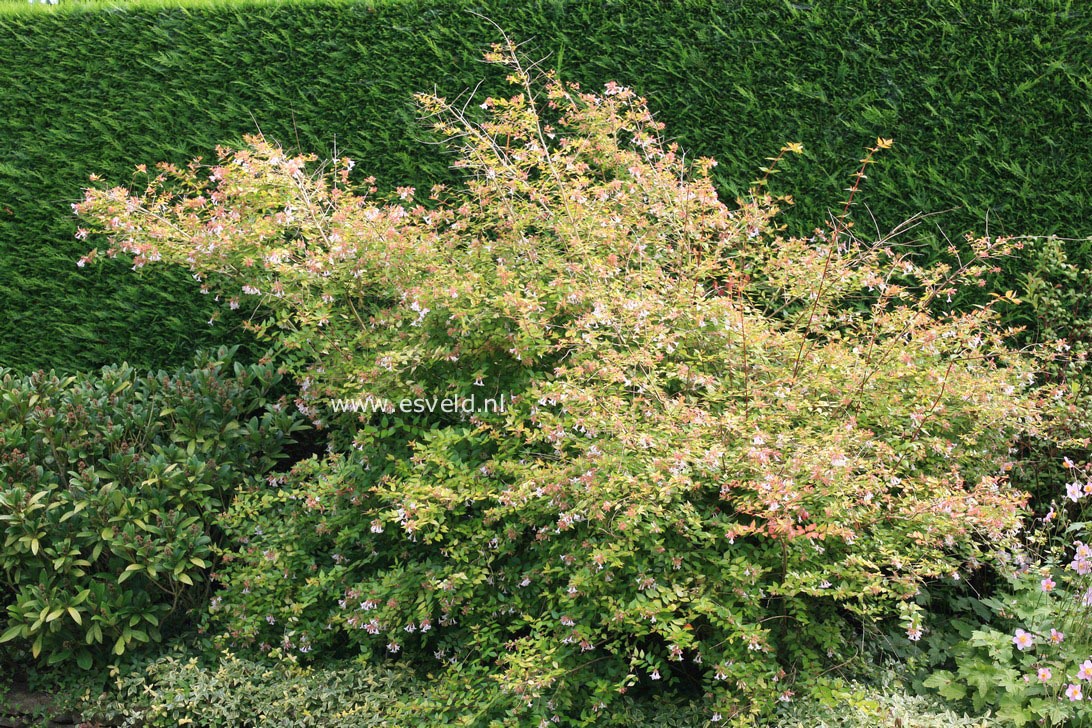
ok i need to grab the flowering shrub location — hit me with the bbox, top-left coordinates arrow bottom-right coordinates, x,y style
1001,236 -> 1092,509
925,458 -> 1092,726
75,45 -> 1066,724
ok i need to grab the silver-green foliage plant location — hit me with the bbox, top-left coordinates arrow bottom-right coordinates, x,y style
86,650 -> 407,728
75,45 -> 1071,725
777,662 -> 998,727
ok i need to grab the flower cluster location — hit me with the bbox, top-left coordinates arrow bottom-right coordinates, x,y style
930,458 -> 1092,723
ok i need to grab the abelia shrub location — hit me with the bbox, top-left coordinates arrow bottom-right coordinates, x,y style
75,45 -> 1067,724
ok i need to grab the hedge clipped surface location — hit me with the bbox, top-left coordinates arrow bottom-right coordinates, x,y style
1,0 -> 1090,372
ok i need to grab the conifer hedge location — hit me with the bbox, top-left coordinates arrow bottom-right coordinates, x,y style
1,0 -> 1089,371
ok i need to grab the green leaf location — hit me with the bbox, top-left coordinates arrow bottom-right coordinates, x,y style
0,625 -> 24,643
118,563 -> 143,584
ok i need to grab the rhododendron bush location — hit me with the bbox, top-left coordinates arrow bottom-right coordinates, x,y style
75,46 -> 1064,724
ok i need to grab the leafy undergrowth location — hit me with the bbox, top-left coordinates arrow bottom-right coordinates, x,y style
7,648 -> 994,728
774,666 -> 998,727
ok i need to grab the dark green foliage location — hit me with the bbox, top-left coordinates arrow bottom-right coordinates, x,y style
1,0 -> 1090,371
0,347 -> 307,668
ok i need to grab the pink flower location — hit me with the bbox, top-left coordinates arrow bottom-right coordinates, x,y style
1077,660 -> 1092,681
1038,667 -> 1052,682
1042,577 -> 1057,592
1013,629 -> 1034,651
1051,629 -> 1065,644
1068,481 -> 1084,502
1067,683 -> 1084,701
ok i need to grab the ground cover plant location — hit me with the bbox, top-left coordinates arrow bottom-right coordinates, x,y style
66,42 -> 1085,725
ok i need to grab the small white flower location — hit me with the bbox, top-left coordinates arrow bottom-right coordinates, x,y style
1068,481 -> 1084,502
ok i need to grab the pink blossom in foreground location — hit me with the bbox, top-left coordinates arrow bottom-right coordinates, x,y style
1077,660 -> 1092,681
1067,481 -> 1083,502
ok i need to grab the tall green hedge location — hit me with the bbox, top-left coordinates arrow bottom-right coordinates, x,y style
1,0 -> 1089,372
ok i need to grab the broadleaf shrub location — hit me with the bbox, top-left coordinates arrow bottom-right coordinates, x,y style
0,348 -> 306,669
76,49 -> 1070,724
